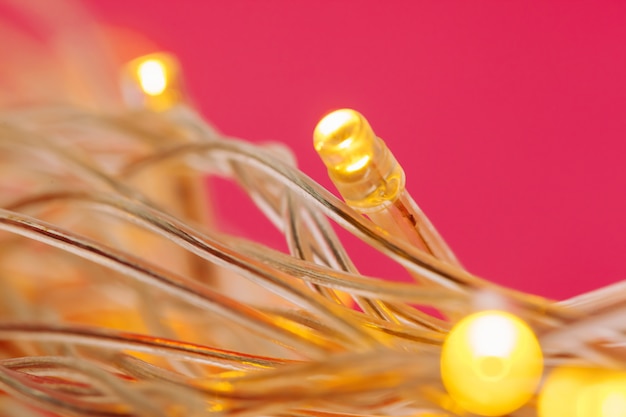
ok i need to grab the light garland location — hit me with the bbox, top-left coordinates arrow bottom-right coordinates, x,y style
0,5 -> 625,417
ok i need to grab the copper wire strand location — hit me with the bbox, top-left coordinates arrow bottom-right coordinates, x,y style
5,192 -> 466,312
0,105 -> 624,416
0,323 -> 288,369
4,192 -> 448,349
0,108 -> 591,323
0,356 -> 168,417
118,135 -> 573,324
0,210 -> 352,357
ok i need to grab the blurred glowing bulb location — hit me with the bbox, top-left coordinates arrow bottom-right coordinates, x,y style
440,310 -> 543,416
137,59 -> 168,96
539,367 -> 626,417
601,391 -> 626,417
313,109 -> 405,211
122,52 -> 184,110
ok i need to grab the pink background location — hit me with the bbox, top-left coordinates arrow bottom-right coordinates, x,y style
84,1 -> 626,301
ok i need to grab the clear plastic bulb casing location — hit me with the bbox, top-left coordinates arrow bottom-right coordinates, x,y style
440,310 -> 543,416
313,109 -> 405,212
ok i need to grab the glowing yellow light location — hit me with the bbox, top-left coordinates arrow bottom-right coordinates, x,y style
345,154 -> 371,173
137,59 -> 168,96
601,391 -> 626,417
539,367 -> 626,417
313,109 -> 405,210
315,109 -> 357,140
440,310 -> 543,416
123,52 -> 183,110
314,109 -> 377,177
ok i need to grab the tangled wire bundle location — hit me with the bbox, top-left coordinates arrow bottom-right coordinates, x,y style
0,2 -> 624,416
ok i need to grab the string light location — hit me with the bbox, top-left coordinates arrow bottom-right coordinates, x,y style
122,52 -> 185,110
138,59 -> 168,96
539,367 -> 626,417
313,108 -> 404,210
0,1 -> 625,413
313,108 -> 461,266
440,310 -> 543,416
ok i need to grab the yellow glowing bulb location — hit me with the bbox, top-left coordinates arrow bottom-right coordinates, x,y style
314,109 -> 377,177
313,109 -> 405,211
440,310 -> 543,416
123,52 -> 183,110
137,59 -> 168,96
539,367 -> 626,417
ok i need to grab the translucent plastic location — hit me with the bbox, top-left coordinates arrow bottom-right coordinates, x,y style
441,311 -> 543,415
313,109 -> 405,211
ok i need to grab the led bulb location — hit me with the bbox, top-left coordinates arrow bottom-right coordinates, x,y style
137,59 -> 168,96
440,310 -> 543,416
122,52 -> 184,110
313,109 -> 405,211
539,367 -> 626,417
